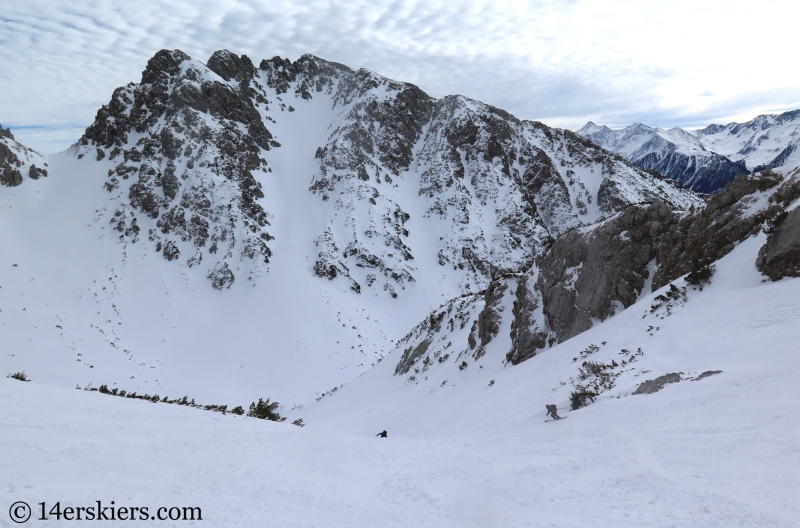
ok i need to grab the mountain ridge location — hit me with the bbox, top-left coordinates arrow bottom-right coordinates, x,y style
5,48 -> 800,412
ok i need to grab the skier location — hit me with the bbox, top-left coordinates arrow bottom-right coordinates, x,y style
545,404 -> 561,420
376,430 -> 388,438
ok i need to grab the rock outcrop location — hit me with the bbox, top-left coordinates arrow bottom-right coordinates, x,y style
632,373 -> 681,395
76,49 -> 276,287
506,168 -> 800,363
756,205 -> 800,280
0,124 -> 47,187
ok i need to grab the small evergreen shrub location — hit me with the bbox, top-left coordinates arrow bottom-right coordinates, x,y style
247,398 -> 286,422
7,371 -> 28,382
291,418 -> 305,427
686,263 -> 715,287
230,406 -> 245,416
569,389 -> 597,410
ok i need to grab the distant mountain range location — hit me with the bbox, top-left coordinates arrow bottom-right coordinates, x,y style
576,110 -> 800,193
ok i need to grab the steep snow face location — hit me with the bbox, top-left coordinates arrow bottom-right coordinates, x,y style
696,109 -> 800,171
0,125 -> 49,187
577,121 -> 748,193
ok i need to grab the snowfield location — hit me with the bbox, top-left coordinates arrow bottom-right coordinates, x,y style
3,234 -> 799,527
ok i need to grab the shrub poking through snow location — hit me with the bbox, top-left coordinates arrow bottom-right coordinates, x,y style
568,349 -> 641,410
569,389 -> 598,410
92,384 -> 296,423
247,398 -> 286,422
649,284 -> 687,315
7,371 -> 29,382
686,263 -> 715,287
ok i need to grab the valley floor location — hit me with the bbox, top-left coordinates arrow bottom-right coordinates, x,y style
2,369 -> 797,528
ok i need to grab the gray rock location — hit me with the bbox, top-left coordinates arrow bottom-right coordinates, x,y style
472,281 -> 508,359
632,373 -> 681,394
694,370 -> 722,381
0,124 -> 14,140
506,273 -> 549,365
756,206 -> 800,280
507,170 -> 800,361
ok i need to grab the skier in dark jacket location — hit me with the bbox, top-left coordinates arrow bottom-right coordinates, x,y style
376,430 -> 388,438
545,404 -> 561,420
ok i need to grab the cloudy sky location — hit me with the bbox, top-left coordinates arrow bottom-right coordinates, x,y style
2,0 -> 798,153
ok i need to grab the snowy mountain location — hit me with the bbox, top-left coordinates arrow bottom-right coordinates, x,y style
3,48 -> 800,527
696,109 -> 800,172
1,49 -> 797,418
0,48 -> 703,409
576,122 -> 748,193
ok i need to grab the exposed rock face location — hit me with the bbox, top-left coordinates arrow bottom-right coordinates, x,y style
632,373 -> 681,395
756,206 -> 800,280
471,281 -> 508,359
506,169 -> 800,363
0,125 -> 47,187
77,49 -> 276,287
248,51 -> 700,296
506,270 -> 549,365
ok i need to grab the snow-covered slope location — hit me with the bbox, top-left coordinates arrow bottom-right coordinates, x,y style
4,228 -> 799,528
696,109 -> 800,172
577,122 -> 748,193
0,49 -> 700,408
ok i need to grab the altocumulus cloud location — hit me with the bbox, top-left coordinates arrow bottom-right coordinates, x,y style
1,0 -> 799,152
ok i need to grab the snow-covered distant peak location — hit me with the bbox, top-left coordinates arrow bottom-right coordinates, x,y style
696,109 -> 800,171
577,121 -> 747,193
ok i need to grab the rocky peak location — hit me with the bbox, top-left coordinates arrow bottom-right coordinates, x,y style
0,126 -> 47,187
76,49 -> 277,288
1,124 -> 14,140
206,49 -> 256,82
